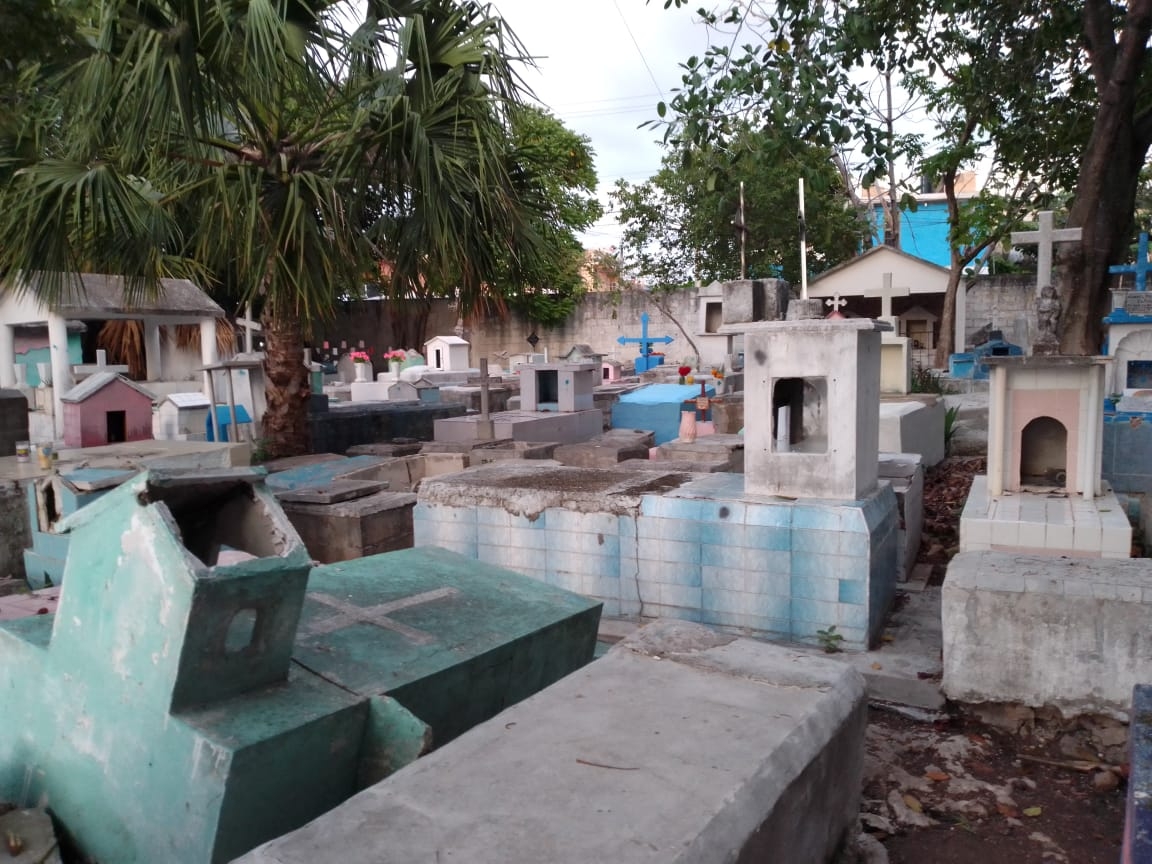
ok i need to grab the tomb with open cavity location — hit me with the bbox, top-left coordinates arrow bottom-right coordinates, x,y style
959,355 -> 1131,558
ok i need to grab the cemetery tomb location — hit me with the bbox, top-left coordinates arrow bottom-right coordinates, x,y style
0,469 -> 602,864
878,397 -> 946,467
519,362 -> 596,413
959,355 -> 1131,558
743,319 -> 884,500
601,359 -> 623,382
424,335 -> 470,372
156,392 -> 211,440
616,312 -> 673,373
60,371 -> 154,448
610,382 -> 716,445
237,621 -> 867,864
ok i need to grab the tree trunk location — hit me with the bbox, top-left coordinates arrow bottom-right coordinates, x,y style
934,262 -> 964,369
1061,125 -> 1145,354
262,301 -> 311,458
1061,0 -> 1152,354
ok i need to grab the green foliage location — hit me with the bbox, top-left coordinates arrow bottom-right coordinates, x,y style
910,363 -> 952,395
944,404 -> 960,456
611,124 -> 869,289
816,625 -> 844,654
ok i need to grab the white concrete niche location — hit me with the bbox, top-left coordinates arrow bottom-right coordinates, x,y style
744,319 -> 885,500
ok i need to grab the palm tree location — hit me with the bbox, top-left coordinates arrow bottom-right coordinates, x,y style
0,0 -> 540,457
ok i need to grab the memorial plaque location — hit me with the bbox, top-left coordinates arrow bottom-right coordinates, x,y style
1126,292 -> 1152,316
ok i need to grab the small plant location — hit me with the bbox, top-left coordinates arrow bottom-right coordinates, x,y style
816,625 -> 844,653
944,404 -> 961,454
910,362 -> 945,394
250,437 -> 270,464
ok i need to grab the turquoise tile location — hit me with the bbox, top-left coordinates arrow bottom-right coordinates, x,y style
792,529 -> 840,554
837,602 -> 868,628
657,539 -> 702,565
790,573 -> 839,602
702,566 -> 746,591
791,553 -> 838,581
745,525 -> 790,551
743,569 -> 790,597
743,549 -> 791,577
703,500 -> 747,523
838,578 -> 866,603
475,506 -> 511,527
701,543 -> 745,569
744,503 -> 792,528
548,530 -> 597,554
617,515 -> 637,540
790,506 -> 841,531
656,563 -> 703,587
507,527 -> 548,550
699,521 -> 745,547
790,597 -> 838,626
702,588 -> 753,614
753,594 -> 792,620
659,584 -> 703,609
839,530 -> 871,558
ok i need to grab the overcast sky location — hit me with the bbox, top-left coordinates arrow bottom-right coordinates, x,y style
492,0 -> 710,250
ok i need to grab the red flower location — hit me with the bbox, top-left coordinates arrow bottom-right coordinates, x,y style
678,365 -> 692,377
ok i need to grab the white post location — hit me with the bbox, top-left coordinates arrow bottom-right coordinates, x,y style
798,178 -> 808,301
988,365 -> 1007,497
0,324 -> 15,388
200,318 -> 219,366
1083,364 -> 1102,498
144,320 -> 162,380
47,312 -> 72,438
776,405 -> 791,453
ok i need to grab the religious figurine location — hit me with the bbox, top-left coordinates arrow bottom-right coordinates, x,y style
1035,284 -> 1061,352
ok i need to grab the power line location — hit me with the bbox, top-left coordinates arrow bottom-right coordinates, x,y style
611,0 -> 665,100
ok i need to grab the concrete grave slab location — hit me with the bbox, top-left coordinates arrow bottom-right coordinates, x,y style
617,458 -> 729,473
943,551 -> 1152,718
433,409 -> 602,444
279,491 -> 416,562
237,620 -> 866,864
879,452 -> 925,581
345,441 -> 424,458
657,433 -> 745,472
0,808 -> 62,864
552,439 -> 650,468
879,398 -> 945,467
611,383 -> 716,445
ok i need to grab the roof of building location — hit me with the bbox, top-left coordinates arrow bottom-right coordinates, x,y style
20,273 -> 224,319
60,371 -> 155,404
425,335 -> 469,346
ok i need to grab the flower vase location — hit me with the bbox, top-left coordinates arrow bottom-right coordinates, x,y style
390,360 -> 402,380
679,409 -> 698,443
354,362 -> 371,382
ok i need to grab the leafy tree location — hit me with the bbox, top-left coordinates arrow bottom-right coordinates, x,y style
0,0 -> 545,457
611,124 -> 869,289
661,0 -> 1151,355
498,106 -> 602,328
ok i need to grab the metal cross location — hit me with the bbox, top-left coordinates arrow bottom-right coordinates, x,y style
304,587 -> 460,644
1109,231 -> 1152,292
616,311 -> 673,356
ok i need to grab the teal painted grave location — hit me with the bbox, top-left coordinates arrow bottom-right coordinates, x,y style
0,469 -> 602,863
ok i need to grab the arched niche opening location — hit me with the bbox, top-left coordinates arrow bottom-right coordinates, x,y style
1019,415 -> 1068,488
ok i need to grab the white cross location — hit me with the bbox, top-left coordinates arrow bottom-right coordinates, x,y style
1011,210 -> 1083,291
304,587 -> 460,644
825,292 -> 847,314
865,272 -> 909,323
237,302 -> 262,353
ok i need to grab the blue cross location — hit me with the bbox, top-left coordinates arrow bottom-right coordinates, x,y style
617,312 -> 673,356
1109,231 -> 1152,291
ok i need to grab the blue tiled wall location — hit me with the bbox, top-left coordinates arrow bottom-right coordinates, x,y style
1102,413 -> 1152,494
414,477 -> 900,650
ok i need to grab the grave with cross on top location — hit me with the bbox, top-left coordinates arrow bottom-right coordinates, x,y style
617,311 -> 673,372
1109,231 -> 1152,294
825,291 -> 847,318
1011,210 -> 1083,293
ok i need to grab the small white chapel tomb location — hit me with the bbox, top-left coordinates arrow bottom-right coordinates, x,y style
519,363 -> 597,413
424,336 -> 470,372
156,392 -> 212,441
959,355 -> 1131,558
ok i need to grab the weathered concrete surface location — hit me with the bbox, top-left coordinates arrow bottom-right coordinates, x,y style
236,620 -> 867,864
552,439 -> 650,468
0,808 -> 63,864
878,398 -> 945,468
657,433 -> 745,472
710,394 -> 744,434
878,453 -> 924,581
1124,684 -> 1152,862
279,490 -> 417,562
943,551 -> 1152,719
618,457 -> 729,473
0,480 -> 30,580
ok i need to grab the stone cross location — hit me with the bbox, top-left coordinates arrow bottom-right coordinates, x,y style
616,311 -> 673,356
237,302 -> 262,354
825,292 -> 847,315
1010,211 -> 1083,292
865,272 -> 909,325
305,588 -> 460,645
1108,231 -> 1152,292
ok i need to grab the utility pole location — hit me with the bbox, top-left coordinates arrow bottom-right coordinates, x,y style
885,67 -> 900,249
733,181 -> 748,280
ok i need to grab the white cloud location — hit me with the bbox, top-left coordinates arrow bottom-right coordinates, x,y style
492,0 -> 709,247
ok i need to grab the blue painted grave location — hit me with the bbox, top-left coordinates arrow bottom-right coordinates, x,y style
1109,231 -> 1152,292
617,311 -> 673,373
949,332 -> 1024,380
611,382 -> 716,445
